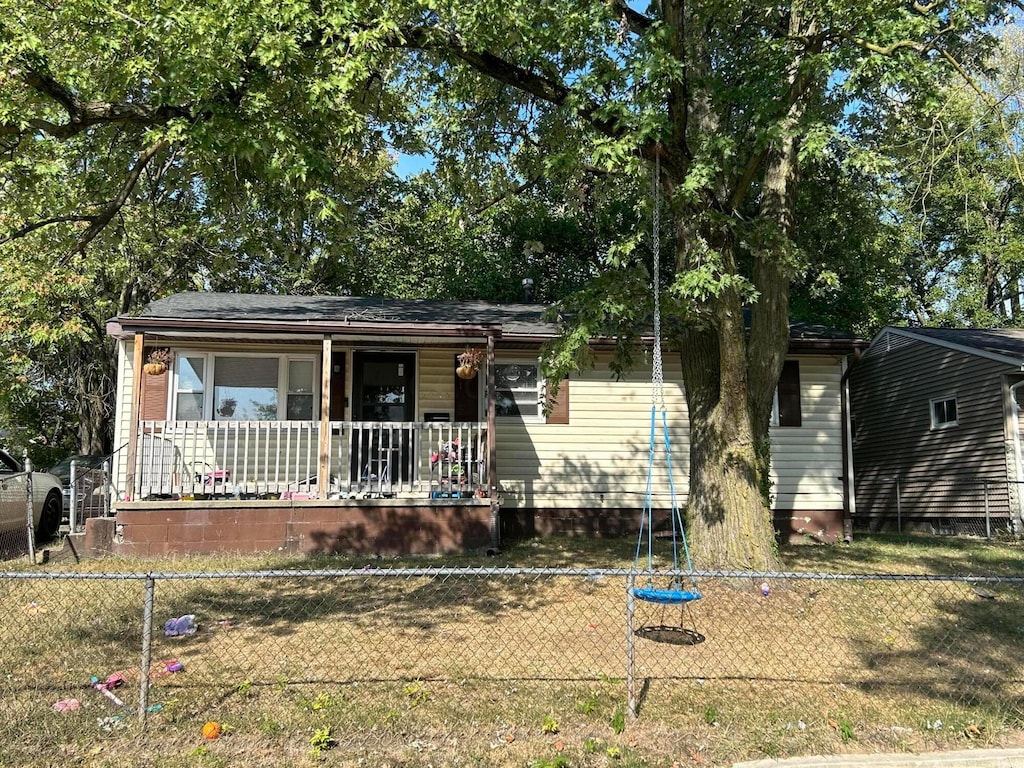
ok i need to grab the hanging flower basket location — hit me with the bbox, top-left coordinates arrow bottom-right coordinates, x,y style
456,347 -> 484,379
144,347 -> 171,376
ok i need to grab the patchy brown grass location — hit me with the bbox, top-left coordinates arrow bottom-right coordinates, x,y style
1,533 -> 1022,767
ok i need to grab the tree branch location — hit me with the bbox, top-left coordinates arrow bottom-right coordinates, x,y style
60,138 -> 171,263
0,215 -> 97,246
608,0 -> 655,35
2,66 -> 192,139
399,26 -> 629,141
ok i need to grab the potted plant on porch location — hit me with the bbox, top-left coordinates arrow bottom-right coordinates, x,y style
456,347 -> 484,379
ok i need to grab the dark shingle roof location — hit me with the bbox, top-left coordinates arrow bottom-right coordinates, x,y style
136,292 -> 553,337
120,292 -> 864,350
899,327 -> 1024,364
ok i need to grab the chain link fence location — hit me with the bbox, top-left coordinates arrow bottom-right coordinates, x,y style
0,467 -> 38,559
855,477 -> 1022,538
2,567 -> 1021,760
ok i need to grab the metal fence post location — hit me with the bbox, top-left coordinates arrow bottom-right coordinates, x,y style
138,575 -> 155,726
69,459 -> 78,534
983,480 -> 991,540
24,454 -> 35,564
897,475 -> 905,536
626,572 -> 637,718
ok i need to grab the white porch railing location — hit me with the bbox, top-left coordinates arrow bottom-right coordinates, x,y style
132,421 -> 488,501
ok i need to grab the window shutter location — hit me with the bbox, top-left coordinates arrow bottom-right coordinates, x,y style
454,357 -> 480,421
546,379 -> 570,425
777,360 -> 801,427
140,366 -> 169,421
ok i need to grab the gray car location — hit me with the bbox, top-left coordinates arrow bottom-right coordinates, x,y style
0,448 -> 64,542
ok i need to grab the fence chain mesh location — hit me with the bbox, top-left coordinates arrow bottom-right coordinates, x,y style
2,567 -> 1021,764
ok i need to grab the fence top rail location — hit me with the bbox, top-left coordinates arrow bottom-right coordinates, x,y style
2,568 -> 1022,584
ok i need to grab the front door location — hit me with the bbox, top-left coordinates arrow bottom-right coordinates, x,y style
351,352 -> 416,487
352,352 -> 416,421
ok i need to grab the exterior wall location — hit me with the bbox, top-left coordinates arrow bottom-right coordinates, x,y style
769,355 -> 848,540
418,347 -> 460,418
111,338 -> 135,503
114,499 -> 492,556
850,332 -> 1013,531
494,350 -> 690,511
110,338 -> 848,551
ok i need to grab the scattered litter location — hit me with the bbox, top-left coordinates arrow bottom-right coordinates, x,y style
202,721 -> 222,739
91,673 -> 125,707
24,601 -> 47,615
216,620 -> 234,629
760,582 -> 770,597
97,715 -> 124,732
146,703 -> 164,713
164,659 -> 184,673
164,615 -> 197,637
926,719 -> 943,730
52,698 -> 81,713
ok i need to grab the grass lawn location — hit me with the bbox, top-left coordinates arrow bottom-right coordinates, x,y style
1,532 -> 1021,768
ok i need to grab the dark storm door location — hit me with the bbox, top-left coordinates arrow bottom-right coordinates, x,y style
351,352 -> 416,483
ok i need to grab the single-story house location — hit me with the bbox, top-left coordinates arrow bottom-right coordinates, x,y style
104,292 -> 865,556
848,326 -> 1024,536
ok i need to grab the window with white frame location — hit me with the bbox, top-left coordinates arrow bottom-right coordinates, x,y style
930,395 -> 958,429
172,353 -> 317,420
494,361 -> 542,419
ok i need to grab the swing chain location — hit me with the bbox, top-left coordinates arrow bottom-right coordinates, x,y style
651,152 -> 665,410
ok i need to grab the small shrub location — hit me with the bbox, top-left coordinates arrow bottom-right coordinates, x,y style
309,726 -> 336,755
610,710 -> 626,734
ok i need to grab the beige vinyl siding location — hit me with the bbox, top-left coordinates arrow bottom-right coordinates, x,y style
417,348 -> 458,417
768,356 -> 845,512
495,350 -> 690,510
111,338 -> 136,503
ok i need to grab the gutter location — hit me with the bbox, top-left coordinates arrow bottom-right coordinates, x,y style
839,347 -> 866,543
107,317 -> 503,340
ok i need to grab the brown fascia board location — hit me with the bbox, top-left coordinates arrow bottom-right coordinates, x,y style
107,316 -> 503,340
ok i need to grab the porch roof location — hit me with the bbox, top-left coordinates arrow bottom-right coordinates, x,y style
108,292 -> 557,342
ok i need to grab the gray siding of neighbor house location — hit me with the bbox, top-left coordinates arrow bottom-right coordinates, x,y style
850,332 -> 1013,531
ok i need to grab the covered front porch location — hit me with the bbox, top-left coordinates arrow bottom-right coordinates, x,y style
129,419 -> 489,501
106,296 -> 519,555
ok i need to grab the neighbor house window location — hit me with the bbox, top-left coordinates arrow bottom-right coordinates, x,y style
172,353 -> 318,420
770,360 -> 802,427
930,395 -> 958,429
495,361 -> 542,419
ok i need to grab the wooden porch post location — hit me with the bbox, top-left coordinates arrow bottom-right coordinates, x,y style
319,336 -> 332,499
486,333 -> 500,552
124,333 -> 145,500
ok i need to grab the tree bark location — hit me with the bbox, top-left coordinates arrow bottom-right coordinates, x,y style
673,223 -> 781,571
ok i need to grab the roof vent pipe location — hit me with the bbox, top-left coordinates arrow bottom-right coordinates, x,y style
522,278 -> 535,302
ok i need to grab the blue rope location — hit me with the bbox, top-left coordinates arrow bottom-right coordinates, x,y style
631,150 -> 700,606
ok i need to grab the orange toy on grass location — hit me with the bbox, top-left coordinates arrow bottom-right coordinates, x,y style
201,721 -> 222,739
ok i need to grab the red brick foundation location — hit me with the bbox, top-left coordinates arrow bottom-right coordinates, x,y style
114,499 -> 492,557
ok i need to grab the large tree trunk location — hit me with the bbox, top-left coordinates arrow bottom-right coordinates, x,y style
674,226 -> 782,571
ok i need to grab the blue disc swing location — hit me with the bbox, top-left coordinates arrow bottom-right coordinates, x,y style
629,153 -> 704,645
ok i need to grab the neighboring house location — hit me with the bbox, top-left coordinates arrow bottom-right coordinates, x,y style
104,292 -> 864,556
849,326 -> 1024,536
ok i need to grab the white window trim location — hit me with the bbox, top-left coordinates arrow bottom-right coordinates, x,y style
929,394 -> 958,430
171,351 -> 320,421
494,358 -> 544,423
770,390 -> 780,428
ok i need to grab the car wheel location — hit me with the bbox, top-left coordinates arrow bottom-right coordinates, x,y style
37,491 -> 62,542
